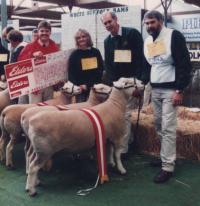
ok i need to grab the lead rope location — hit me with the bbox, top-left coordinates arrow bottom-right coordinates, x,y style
77,175 -> 100,196
133,85 -> 145,151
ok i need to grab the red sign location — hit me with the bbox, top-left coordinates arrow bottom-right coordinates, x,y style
5,50 -> 68,99
5,59 -> 33,79
11,91 -> 22,98
8,76 -> 30,92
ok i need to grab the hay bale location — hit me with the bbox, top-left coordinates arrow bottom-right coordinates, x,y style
178,107 -> 200,120
131,113 -> 160,156
141,105 -> 153,115
176,119 -> 200,160
140,105 -> 200,121
131,111 -> 200,160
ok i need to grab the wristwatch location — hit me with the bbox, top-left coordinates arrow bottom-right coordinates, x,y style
175,90 -> 183,94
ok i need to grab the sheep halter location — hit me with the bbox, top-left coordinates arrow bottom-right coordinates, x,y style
80,108 -> 109,184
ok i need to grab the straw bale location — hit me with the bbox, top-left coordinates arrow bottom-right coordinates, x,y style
131,111 -> 200,160
131,113 -> 160,156
176,119 -> 200,160
140,105 -> 153,115
140,105 -> 200,121
178,107 -> 200,121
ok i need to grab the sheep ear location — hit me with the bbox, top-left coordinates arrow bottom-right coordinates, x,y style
92,84 -> 97,89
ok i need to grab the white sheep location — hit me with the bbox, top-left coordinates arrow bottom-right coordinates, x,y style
22,84 -> 111,174
25,77 -> 143,196
0,89 -> 12,115
0,81 -> 82,168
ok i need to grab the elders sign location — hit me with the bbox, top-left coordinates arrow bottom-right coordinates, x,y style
5,51 -> 69,99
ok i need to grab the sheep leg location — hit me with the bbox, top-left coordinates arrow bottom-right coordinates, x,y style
26,146 -> 35,175
108,144 -> 115,167
0,135 -> 8,162
24,139 -> 30,174
114,146 -> 126,175
6,136 -> 17,169
26,144 -> 34,175
26,153 -> 48,197
42,159 -> 53,172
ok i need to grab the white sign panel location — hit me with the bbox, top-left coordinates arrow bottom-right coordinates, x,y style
171,14 -> 200,42
61,6 -> 141,57
5,51 -> 70,99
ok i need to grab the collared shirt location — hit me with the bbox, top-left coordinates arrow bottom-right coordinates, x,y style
18,39 -> 59,61
110,26 -> 122,38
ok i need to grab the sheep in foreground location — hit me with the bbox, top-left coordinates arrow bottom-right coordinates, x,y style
25,77 -> 143,196
0,89 -> 12,115
0,81 -> 82,168
22,84 -> 111,174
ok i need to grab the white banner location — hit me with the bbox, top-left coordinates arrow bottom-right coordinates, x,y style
170,14 -> 200,42
5,50 -> 71,99
61,6 -> 141,57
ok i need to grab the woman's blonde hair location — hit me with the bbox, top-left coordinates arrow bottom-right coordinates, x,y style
74,29 -> 93,48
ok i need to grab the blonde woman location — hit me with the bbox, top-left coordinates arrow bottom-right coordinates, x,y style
68,29 -> 104,102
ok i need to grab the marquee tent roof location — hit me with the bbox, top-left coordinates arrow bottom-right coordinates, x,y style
1,0 -> 200,30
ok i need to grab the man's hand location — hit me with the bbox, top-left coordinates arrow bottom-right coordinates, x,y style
33,51 -> 43,58
80,84 -> 87,91
1,75 -> 6,82
32,90 -> 40,95
132,86 -> 144,98
172,91 -> 183,106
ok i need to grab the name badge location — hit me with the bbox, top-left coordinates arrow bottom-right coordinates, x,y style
147,40 -> 166,58
0,54 -> 8,62
81,57 -> 98,70
114,50 -> 132,63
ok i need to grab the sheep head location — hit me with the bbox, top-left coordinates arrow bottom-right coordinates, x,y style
93,84 -> 111,94
113,77 -> 144,97
113,77 -> 136,88
61,81 -> 82,96
92,84 -> 112,102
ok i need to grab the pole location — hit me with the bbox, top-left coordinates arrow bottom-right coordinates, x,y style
164,0 -> 167,26
1,0 -> 8,48
161,0 -> 173,27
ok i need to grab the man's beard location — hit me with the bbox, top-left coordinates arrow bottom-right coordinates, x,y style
148,28 -> 160,40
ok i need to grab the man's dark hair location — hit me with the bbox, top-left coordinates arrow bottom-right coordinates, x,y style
6,26 -> 14,34
38,20 -> 51,31
32,28 -> 38,34
7,30 -> 23,43
143,10 -> 164,22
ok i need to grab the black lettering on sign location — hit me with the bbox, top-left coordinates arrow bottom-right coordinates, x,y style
113,6 -> 128,13
182,17 -> 200,30
189,50 -> 200,62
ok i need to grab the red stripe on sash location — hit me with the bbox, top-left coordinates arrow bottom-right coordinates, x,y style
37,102 -> 49,106
80,108 -> 109,184
54,105 -> 70,110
